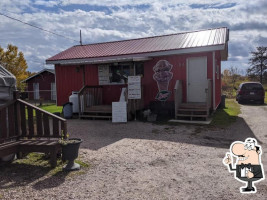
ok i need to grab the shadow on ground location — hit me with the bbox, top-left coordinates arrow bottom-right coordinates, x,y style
67,109 -> 260,151
0,157 -> 69,190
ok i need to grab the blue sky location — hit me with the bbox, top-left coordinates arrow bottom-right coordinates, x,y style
0,0 -> 267,73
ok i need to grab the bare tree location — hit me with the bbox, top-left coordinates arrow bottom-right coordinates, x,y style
229,66 -> 240,88
247,46 -> 267,84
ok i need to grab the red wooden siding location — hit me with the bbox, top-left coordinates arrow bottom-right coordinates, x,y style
26,71 -> 55,100
55,64 -> 98,105
84,64 -> 99,86
143,52 -> 213,107
55,51 -> 222,109
102,85 -> 127,105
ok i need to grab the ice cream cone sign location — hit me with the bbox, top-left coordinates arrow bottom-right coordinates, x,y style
153,60 -> 173,101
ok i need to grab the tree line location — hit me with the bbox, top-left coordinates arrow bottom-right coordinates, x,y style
222,46 -> 267,98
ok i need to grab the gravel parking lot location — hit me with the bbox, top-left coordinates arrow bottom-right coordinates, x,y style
1,104 -> 267,199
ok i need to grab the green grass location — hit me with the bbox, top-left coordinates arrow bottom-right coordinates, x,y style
9,153 -> 90,177
263,84 -> 267,103
210,99 -> 241,127
25,104 -> 62,119
39,104 -> 63,114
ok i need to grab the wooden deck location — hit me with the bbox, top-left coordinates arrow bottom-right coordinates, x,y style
78,85 -> 144,120
84,105 -> 112,113
81,105 -> 112,119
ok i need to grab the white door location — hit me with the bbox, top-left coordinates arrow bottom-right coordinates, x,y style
187,57 -> 207,102
33,83 -> 40,100
51,82 -> 56,100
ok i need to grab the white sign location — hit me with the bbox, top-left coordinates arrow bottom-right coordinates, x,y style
98,65 -> 110,85
112,102 -> 127,123
128,76 -> 141,99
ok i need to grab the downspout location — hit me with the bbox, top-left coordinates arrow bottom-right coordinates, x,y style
133,62 -> 136,75
212,51 -> 215,111
81,65 -> 85,87
55,65 -> 58,106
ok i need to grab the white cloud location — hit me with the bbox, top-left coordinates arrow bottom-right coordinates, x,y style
0,0 -> 266,72
0,0 -> 33,13
58,0 -> 241,7
34,0 -> 58,7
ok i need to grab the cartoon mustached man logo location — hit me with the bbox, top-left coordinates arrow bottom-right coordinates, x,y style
223,138 -> 264,193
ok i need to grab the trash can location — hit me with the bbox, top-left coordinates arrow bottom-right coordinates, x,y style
220,95 -> 226,108
63,102 -> 73,119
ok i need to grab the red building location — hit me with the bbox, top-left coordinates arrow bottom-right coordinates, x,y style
23,69 -> 56,101
46,27 -> 229,120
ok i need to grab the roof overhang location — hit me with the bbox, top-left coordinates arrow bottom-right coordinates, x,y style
46,44 -> 227,65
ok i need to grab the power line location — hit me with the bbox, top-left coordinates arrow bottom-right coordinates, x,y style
0,12 -> 80,43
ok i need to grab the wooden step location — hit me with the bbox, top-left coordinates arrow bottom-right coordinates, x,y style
80,114 -> 112,119
176,114 -> 208,118
84,110 -> 112,114
180,103 -> 207,108
176,102 -> 210,121
84,105 -> 112,112
179,105 -> 207,110
178,108 -> 207,112
177,109 -> 208,114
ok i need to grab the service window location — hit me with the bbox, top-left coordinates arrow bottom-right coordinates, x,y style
98,62 -> 143,85
109,64 -> 132,84
135,62 -> 144,77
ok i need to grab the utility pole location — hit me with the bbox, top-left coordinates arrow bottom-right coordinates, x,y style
80,30 -> 82,45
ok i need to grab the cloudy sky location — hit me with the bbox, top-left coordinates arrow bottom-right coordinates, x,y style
0,0 -> 267,73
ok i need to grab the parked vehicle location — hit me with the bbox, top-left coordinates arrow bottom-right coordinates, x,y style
236,82 -> 265,104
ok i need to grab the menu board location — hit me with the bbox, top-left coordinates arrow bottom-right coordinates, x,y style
112,102 -> 127,123
128,76 -> 141,99
98,65 -> 110,85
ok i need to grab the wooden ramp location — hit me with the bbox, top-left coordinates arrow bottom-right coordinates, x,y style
80,105 -> 112,119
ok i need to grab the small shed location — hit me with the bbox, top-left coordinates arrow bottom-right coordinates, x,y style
22,69 -> 56,101
0,64 -> 16,105
46,27 -> 229,121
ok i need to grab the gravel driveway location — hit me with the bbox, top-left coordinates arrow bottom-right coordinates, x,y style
1,104 -> 267,199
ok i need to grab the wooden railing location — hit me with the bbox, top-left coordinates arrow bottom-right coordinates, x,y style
0,99 -> 19,143
174,80 -> 183,119
18,99 -> 67,139
206,79 -> 212,114
78,85 -> 103,116
0,92 -> 67,144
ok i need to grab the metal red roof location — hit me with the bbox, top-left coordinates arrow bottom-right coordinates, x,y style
47,27 -> 228,63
